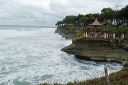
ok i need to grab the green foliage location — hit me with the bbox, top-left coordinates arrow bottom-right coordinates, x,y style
63,16 -> 77,25
100,25 -> 116,33
62,24 -> 76,33
56,5 -> 128,28
100,8 -> 114,21
119,5 -> 128,20
99,25 -> 128,37
83,26 -> 91,32
75,32 -> 84,39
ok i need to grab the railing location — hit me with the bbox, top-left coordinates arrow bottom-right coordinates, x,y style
84,32 -> 125,40
73,32 -> 125,43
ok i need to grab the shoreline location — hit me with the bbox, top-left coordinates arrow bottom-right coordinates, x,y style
56,28 -> 128,84
61,38 -> 128,67
39,68 -> 128,85
38,29 -> 128,85
53,5 -> 128,84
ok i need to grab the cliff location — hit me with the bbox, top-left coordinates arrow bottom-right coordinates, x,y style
62,38 -> 128,67
55,27 -> 76,39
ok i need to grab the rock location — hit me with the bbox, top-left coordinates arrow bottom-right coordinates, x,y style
55,27 -> 75,39
62,39 -> 128,67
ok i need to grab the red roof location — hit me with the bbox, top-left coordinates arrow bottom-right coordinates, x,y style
90,18 -> 102,26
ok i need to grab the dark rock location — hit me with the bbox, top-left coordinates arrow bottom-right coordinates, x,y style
55,27 -> 75,39
62,39 -> 128,67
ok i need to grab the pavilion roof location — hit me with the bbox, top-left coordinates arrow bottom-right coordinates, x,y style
90,18 -> 103,26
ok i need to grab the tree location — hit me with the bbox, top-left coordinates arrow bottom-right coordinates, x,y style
76,14 -> 85,27
56,21 -> 63,26
100,8 -> 114,22
56,5 -> 128,27
63,16 -> 77,26
120,5 -> 128,24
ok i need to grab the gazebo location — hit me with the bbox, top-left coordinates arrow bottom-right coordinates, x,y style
90,18 -> 102,32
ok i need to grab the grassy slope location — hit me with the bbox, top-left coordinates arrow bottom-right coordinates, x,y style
39,68 -> 128,85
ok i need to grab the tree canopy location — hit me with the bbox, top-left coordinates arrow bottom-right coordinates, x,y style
56,5 -> 128,27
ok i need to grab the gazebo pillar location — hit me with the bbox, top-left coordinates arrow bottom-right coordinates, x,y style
93,26 -> 96,32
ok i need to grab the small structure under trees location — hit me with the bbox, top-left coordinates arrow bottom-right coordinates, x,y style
90,18 -> 103,32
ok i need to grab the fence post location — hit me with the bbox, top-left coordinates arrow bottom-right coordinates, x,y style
104,33 -> 107,39
84,33 -> 85,37
86,32 -> 88,38
106,34 -> 108,38
121,34 -> 124,39
104,66 -> 110,85
113,33 -> 115,39
95,33 -> 97,38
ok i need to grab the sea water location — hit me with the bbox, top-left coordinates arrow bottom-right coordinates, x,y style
0,26 -> 123,85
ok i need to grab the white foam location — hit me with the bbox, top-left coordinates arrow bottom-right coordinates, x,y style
0,27 -> 123,85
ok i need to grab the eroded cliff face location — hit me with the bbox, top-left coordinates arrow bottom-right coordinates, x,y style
55,27 -> 75,39
118,39 -> 128,50
62,39 -> 128,67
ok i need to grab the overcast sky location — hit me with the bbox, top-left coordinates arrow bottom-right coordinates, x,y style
0,0 -> 127,26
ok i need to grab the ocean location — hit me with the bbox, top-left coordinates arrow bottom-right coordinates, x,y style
0,26 -> 122,85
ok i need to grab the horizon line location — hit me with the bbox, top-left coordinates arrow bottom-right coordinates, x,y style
0,25 -> 56,28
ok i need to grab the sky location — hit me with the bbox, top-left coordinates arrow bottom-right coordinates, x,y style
0,0 -> 127,26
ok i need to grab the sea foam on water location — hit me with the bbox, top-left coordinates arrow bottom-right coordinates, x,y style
0,26 -> 123,85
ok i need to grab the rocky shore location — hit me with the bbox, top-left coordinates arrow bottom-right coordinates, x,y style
55,27 -> 76,39
38,29 -> 128,85
62,38 -> 128,67
55,26 -> 128,67
39,68 -> 128,85
118,39 -> 128,50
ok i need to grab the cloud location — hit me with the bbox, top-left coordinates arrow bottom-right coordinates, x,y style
0,0 -> 127,26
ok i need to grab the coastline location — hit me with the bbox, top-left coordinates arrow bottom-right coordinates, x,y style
39,68 -> 128,85
61,39 -> 128,67
56,27 -> 128,67
49,27 -> 128,85
52,5 -> 128,85
38,27 -> 128,85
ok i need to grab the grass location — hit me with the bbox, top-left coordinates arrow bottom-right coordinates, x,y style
75,32 -> 85,40
39,68 -> 128,85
